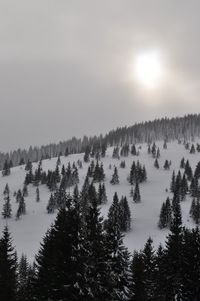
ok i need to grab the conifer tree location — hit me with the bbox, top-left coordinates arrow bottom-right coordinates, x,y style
36,187 -> 40,202
110,166 -> 119,185
34,203 -> 85,300
46,194 -> 56,214
164,195 -> 183,300
180,157 -> 185,169
142,237 -> 156,300
154,158 -> 159,169
163,159 -> 170,170
0,227 -> 17,301
18,254 -> 30,300
119,196 -> 131,232
83,190 -> 113,300
133,182 -> 141,203
3,183 -> 10,198
2,159 -> 11,176
16,196 -> 26,219
131,144 -> 137,155
129,251 -> 146,301
22,184 -> 28,197
84,146 -> 90,162
104,193 -> 130,300
2,195 -> 12,219
190,144 -> 195,154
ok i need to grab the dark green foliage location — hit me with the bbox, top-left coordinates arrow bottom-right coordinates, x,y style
120,144 -> 129,157
46,193 -> 56,214
158,197 -> 172,229
131,144 -> 137,155
120,160 -> 126,168
119,196 -> 131,232
34,202 -> 85,301
163,159 -> 170,170
185,160 -> 193,181
16,195 -> 26,219
97,183 -> 107,205
133,182 -> 141,203
112,146 -> 120,159
129,251 -> 146,301
2,194 -> 12,219
129,160 -> 147,184
0,227 -> 17,301
190,198 -> 200,224
154,158 -> 159,169
110,166 -> 119,184
190,144 -> 195,154
36,187 -> 40,202
180,157 -> 185,169
2,159 -> 11,176
84,146 -> 90,162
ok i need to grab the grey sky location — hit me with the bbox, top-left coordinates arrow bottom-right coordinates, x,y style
0,0 -> 200,151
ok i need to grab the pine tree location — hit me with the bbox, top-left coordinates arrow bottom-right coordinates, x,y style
119,196 -> 131,232
190,144 -> 195,154
104,193 -> 130,300
2,160 -> 11,176
83,191 -> 113,300
142,237 -> 156,300
16,189 -> 22,203
2,195 -> 12,219
18,254 -> 30,301
164,195 -> 183,300
47,194 -> 56,214
156,148 -> 160,158
36,187 -> 40,202
133,182 -> 141,203
154,158 -> 159,169
0,227 -> 17,301
163,159 -> 170,170
16,196 -> 26,219
34,203 -> 85,300
110,166 -> 119,185
22,184 -> 28,197
3,183 -> 10,198
131,144 -> 137,155
158,202 -> 167,229
129,251 -> 146,301
84,146 -> 90,163
180,157 -> 185,169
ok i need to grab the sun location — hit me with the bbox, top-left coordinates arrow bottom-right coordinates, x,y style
132,50 -> 164,90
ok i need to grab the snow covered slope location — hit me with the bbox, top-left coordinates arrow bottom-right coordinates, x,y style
0,140 -> 199,262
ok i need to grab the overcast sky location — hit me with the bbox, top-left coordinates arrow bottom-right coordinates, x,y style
0,0 -> 200,151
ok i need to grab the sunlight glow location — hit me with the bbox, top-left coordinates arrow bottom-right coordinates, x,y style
132,50 -> 164,90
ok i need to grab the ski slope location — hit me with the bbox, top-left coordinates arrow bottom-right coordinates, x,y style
0,140 -> 198,262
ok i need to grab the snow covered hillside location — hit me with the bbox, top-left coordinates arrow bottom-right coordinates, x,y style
0,140 -> 199,262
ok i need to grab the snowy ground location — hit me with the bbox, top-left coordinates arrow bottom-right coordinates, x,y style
0,140 -> 199,262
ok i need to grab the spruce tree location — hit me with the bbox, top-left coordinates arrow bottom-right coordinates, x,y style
110,166 -> 119,185
154,158 -> 159,169
129,251 -> 146,301
16,196 -> 26,219
164,195 -> 183,300
133,182 -> 141,203
0,227 -> 17,301
36,187 -> 40,202
46,194 -> 56,214
119,196 -> 131,232
2,195 -> 12,219
34,203 -> 85,300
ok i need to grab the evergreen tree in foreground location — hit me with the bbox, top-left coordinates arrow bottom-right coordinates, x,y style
0,227 -> 17,301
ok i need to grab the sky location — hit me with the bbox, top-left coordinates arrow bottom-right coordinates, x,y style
0,0 -> 200,151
